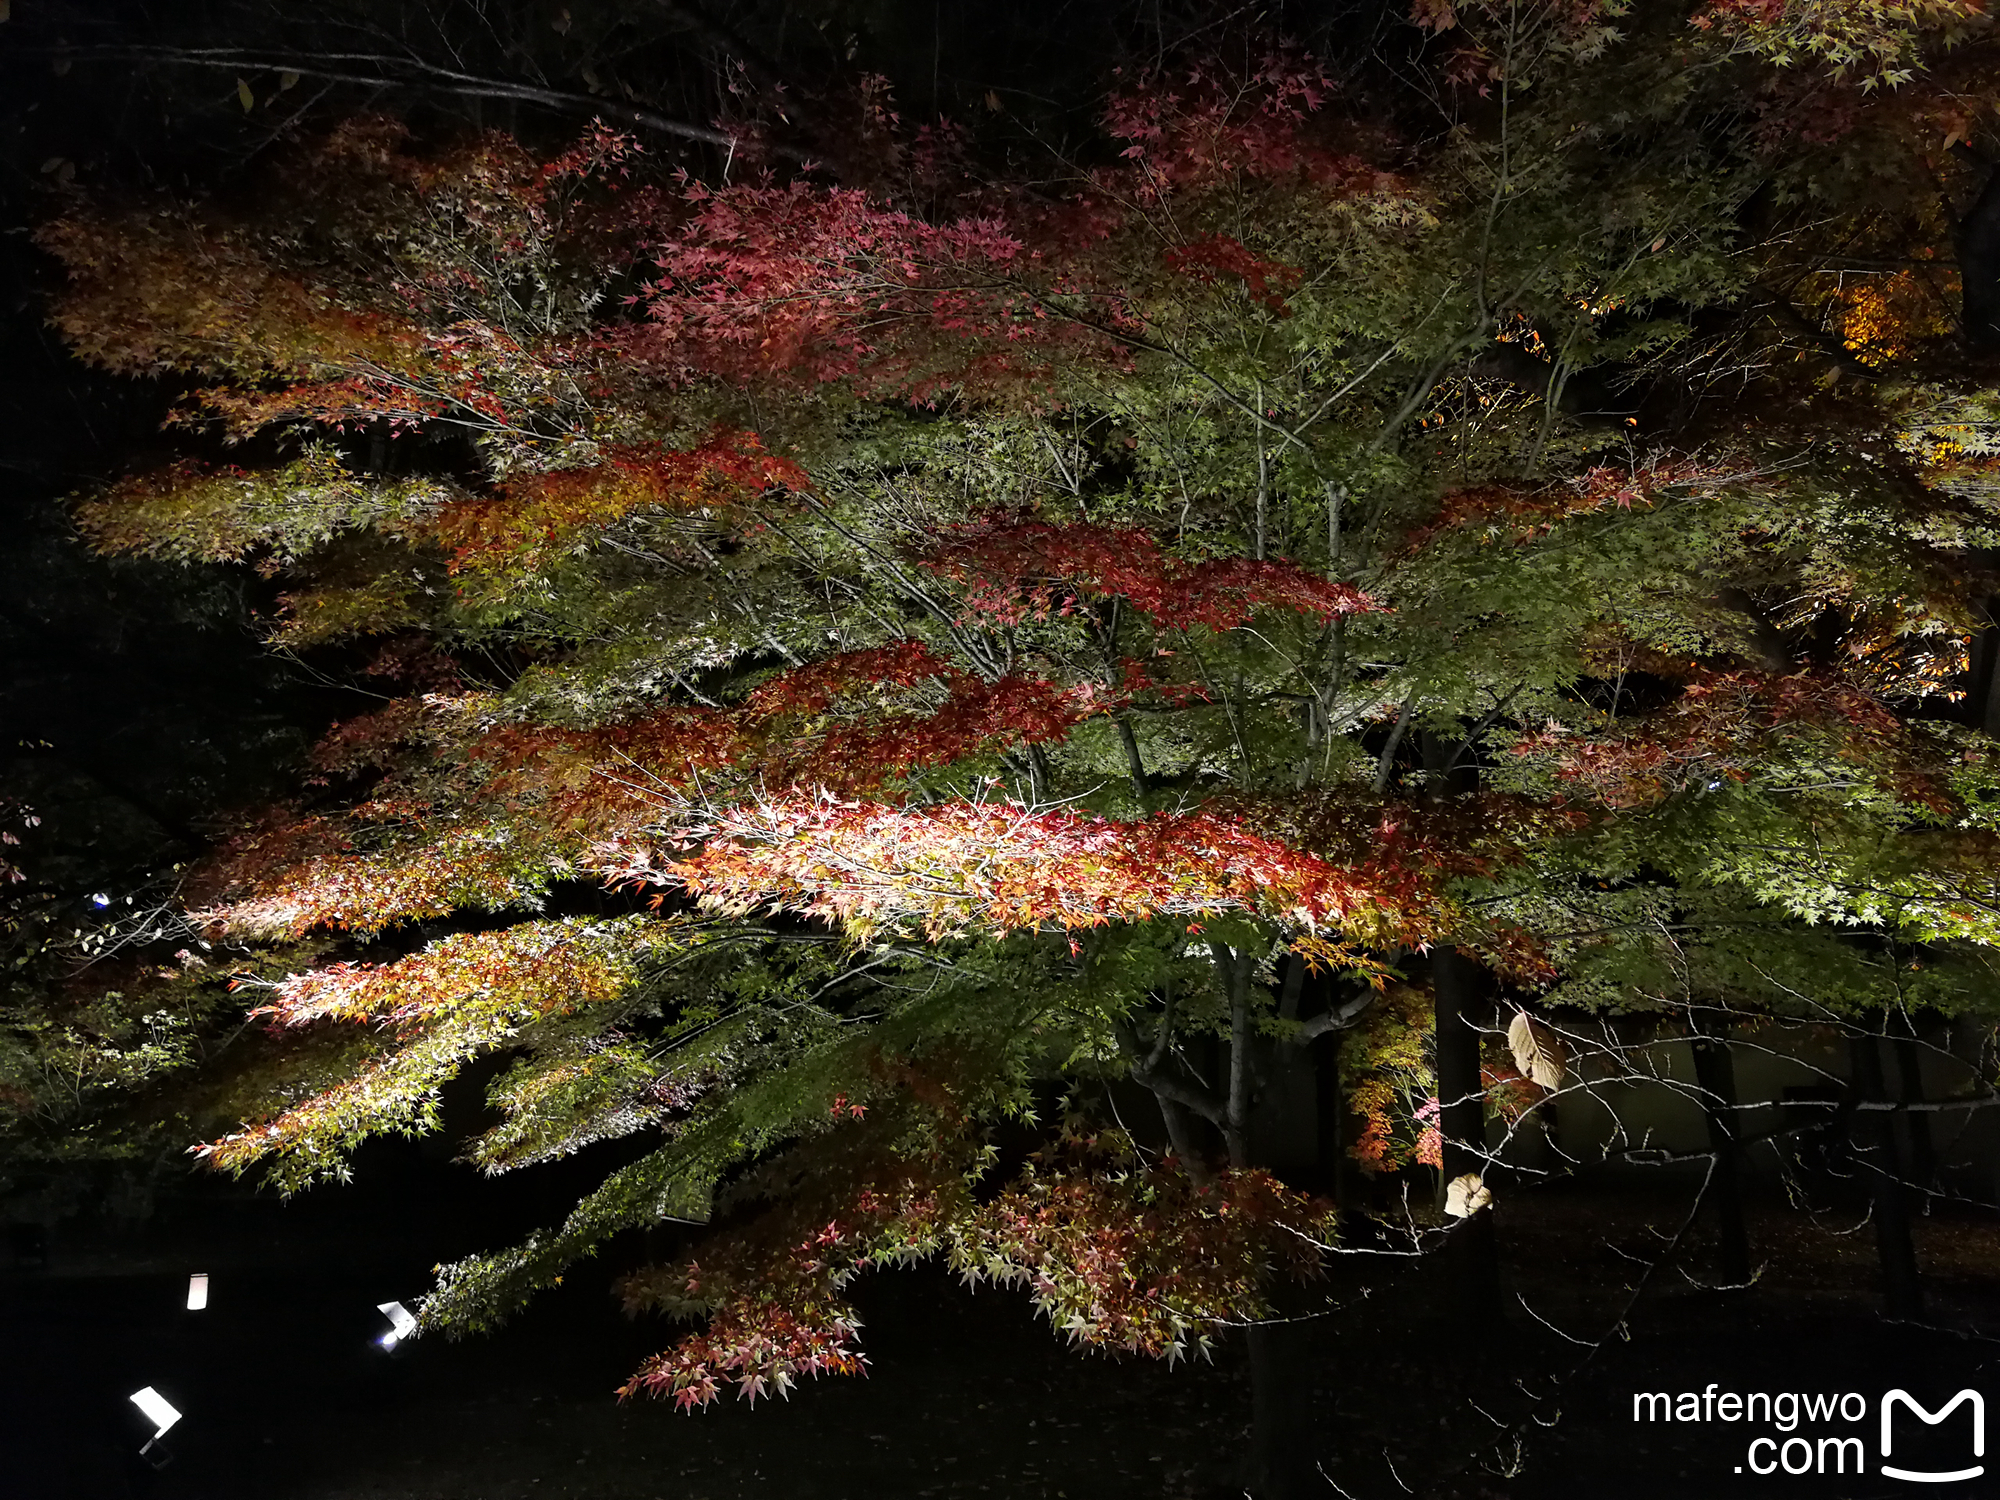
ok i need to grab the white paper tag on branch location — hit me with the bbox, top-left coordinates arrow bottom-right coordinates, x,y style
1507,1011 -> 1566,1090
1444,1173 -> 1493,1218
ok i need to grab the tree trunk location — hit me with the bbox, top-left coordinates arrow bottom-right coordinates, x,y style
1689,1033 -> 1752,1286
1157,1093 -> 1208,1181
1959,163 -> 2000,351
1315,1027 -> 1351,1213
1248,1037 -> 1321,1185
1245,1313 -> 1316,1500
1213,940 -> 1316,1497
1892,1024 -> 1936,1199
1221,944 -> 1255,1171
1253,952 -> 1322,1184
1966,596 -> 2000,736
1434,943 -> 1499,1321
1421,731 -> 1498,1321
1848,1029 -> 1924,1320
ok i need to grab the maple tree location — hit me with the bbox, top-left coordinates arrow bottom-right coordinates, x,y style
33,1 -> 2000,1491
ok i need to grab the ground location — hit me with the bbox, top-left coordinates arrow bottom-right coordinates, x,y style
3,1153 -> 1997,1500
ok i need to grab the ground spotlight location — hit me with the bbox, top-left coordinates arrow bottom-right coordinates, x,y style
185,1273 -> 209,1310
377,1300 -> 418,1348
128,1385 -> 182,1466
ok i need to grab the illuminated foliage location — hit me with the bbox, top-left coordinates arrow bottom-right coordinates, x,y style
38,4 -> 2000,1416
1340,986 -> 1442,1174
1689,0 -> 1988,85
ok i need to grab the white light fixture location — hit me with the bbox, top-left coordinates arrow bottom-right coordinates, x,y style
129,1386 -> 182,1438
185,1273 -> 209,1311
377,1300 -> 418,1347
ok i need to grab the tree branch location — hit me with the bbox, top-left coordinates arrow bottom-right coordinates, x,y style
38,44 -> 792,156
1114,1018 -> 1226,1126
1292,989 -> 1374,1044
1213,942 -> 1255,1169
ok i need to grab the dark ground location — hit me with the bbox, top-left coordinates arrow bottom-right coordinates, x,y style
4,1154 -> 1998,1500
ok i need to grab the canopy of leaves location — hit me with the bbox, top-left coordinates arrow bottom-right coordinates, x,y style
34,0 -> 2000,1403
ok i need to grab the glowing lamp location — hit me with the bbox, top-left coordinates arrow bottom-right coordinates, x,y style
128,1386 -> 182,1438
185,1273 -> 209,1310
377,1300 -> 419,1347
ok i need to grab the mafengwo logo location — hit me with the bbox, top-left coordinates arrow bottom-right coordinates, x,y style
1631,1385 -> 1984,1481
1881,1391 -> 1985,1484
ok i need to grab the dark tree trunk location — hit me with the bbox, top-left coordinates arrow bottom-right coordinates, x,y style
1421,731 -> 1498,1321
1959,162 -> 2000,351
1434,943 -> 1499,1321
1314,1027 -> 1351,1212
1244,1314 -> 1316,1500
1689,1033 -> 1752,1286
1212,942 -> 1317,1498
1892,1027 -> 1936,1199
1157,1093 -> 1207,1178
1848,1030 -> 1925,1320
1248,1022 -> 1322,1187
1966,597 -> 2000,736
